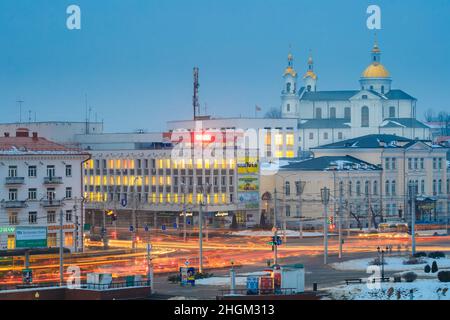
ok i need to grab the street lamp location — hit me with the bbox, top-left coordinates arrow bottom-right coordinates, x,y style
321,187 -> 330,265
197,183 -> 211,274
377,246 -> 389,280
131,176 -> 143,250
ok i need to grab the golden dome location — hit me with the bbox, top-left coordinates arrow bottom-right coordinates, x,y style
362,62 -> 390,78
303,70 -> 317,80
284,66 -> 297,77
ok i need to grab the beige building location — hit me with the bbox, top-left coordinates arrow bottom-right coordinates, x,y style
260,156 -> 383,230
312,134 -> 449,225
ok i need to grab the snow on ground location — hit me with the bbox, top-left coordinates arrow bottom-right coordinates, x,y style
195,276 -> 246,286
331,256 -> 450,272
231,230 -> 328,238
327,280 -> 450,300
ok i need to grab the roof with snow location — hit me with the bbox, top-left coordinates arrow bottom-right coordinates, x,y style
299,89 -> 416,101
0,135 -> 87,156
298,119 -> 351,129
380,118 -> 430,129
313,134 -> 415,149
280,156 -> 381,171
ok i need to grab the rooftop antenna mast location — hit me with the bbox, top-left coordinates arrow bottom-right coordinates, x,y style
17,100 -> 24,123
193,67 -> 200,120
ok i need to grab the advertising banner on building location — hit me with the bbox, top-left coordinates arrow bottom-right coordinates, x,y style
15,227 -> 48,249
237,158 -> 259,174
238,192 -> 260,209
238,176 -> 259,192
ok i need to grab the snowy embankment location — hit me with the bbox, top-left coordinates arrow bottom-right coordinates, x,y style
231,230 -> 327,238
331,256 -> 450,272
328,280 -> 450,300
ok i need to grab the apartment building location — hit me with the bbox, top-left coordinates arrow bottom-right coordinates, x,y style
0,129 -> 89,252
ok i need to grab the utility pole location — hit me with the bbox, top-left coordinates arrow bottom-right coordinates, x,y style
410,182 -> 417,255
321,187 -> 330,265
182,184 -> 187,242
59,209 -> 64,286
198,189 -> 204,274
273,188 -> 278,265
338,186 -> 343,259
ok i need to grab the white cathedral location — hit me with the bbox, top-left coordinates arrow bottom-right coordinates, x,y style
280,41 -> 431,151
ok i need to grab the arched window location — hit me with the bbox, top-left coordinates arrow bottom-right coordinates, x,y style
385,180 -> 390,196
287,104 -> 291,112
339,181 -> 344,197
344,107 -> 351,120
348,181 -> 352,196
330,107 -> 336,119
392,180 -> 396,196
316,108 -> 322,119
307,85 -> 311,92
365,181 -> 370,196
361,106 -> 370,127
286,82 -> 291,93
381,86 -> 385,94
285,181 -> 290,196
356,181 -> 361,196
389,106 -> 396,118
373,181 -> 378,196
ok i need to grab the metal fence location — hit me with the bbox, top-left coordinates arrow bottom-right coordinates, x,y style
218,288 -> 298,296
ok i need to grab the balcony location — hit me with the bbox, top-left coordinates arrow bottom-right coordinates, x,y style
2,200 -> 27,209
43,177 -> 63,185
5,177 -> 25,185
41,199 -> 63,208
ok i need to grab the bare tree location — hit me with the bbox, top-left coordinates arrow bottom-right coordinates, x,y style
264,107 -> 282,119
424,109 -> 435,122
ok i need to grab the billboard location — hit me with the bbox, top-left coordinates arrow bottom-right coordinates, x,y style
238,176 -> 259,192
238,192 -> 260,209
237,159 -> 259,174
15,227 -> 48,248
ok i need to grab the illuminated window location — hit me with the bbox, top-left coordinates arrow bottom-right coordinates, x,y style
166,159 -> 171,169
47,234 -> 57,248
214,194 -> 219,204
286,134 -> 294,146
286,150 -> 295,158
166,176 -> 172,185
152,193 -> 156,203
221,193 -> 226,203
214,160 -> 219,169
197,159 -> 203,169
152,177 -> 156,185
158,159 -> 163,169
229,159 -> 235,169
159,176 -> 164,185
275,151 -> 283,158
64,232 -> 74,247
116,160 -> 121,169
159,194 -> 164,203
174,194 -> 179,203
167,194 -> 172,203
123,176 -> 129,186
109,159 -> 114,169
188,194 -> 193,204
265,133 -> 271,145
205,160 -> 210,169
275,134 -> 283,146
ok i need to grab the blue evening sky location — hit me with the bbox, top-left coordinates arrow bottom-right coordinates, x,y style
0,0 -> 449,132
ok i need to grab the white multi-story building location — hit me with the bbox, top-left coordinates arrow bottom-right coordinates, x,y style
0,128 -> 89,252
280,41 -> 431,151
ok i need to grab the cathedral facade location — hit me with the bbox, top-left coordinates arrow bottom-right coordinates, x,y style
280,41 -> 431,152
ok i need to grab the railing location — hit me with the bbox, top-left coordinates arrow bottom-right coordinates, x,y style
40,199 -> 63,207
0,281 -> 151,292
2,201 -> 27,209
218,288 -> 297,296
43,177 -> 63,184
5,177 -> 25,185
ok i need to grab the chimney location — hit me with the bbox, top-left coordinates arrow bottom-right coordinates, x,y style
32,132 -> 38,140
4,132 -> 10,137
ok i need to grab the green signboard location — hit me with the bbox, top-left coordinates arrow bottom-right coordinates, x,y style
15,227 -> 47,249
0,227 -> 15,233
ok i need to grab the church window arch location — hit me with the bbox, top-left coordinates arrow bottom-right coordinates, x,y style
316,108 -> 322,119
361,106 -> 370,127
330,107 -> 336,119
389,106 -> 396,118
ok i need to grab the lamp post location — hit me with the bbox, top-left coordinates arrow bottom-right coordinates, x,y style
197,183 -> 211,274
131,176 -> 142,250
409,182 -> 417,256
377,246 -> 389,280
181,183 -> 188,242
321,187 -> 330,265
